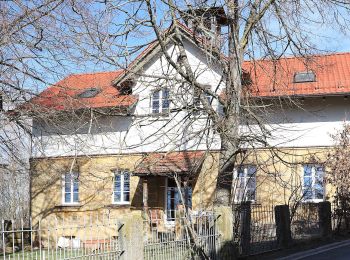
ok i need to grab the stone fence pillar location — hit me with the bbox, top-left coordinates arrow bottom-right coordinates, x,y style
239,201 -> 251,256
318,201 -> 332,238
275,205 -> 292,248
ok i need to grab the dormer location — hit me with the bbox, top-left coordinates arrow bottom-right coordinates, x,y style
181,6 -> 228,48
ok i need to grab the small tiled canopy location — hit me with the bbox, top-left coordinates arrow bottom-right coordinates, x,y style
133,151 -> 205,176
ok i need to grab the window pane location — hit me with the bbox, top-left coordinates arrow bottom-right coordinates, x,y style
304,176 -> 312,187
247,166 -> 256,177
123,192 -> 130,202
303,189 -> 312,200
152,101 -> 159,113
152,91 -> 160,100
114,192 -> 121,202
65,192 -> 71,203
315,187 -> 324,199
65,174 -> 71,182
65,183 -> 71,192
73,192 -> 79,202
237,168 -> 244,177
247,177 -> 256,189
123,172 -> 129,182
304,165 -> 312,176
73,181 -> 79,192
315,166 -> 324,178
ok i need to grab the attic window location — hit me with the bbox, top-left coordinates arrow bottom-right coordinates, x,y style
294,71 -> 316,83
77,87 -> 101,98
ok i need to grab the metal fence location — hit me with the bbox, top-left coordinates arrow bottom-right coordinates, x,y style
290,203 -> 320,239
1,215 -> 124,260
144,210 -> 221,260
233,203 -> 279,257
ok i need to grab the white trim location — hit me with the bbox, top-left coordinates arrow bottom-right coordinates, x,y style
301,164 -> 325,202
112,169 -> 131,205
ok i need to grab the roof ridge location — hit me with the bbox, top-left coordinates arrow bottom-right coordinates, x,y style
245,51 -> 350,63
69,70 -> 124,77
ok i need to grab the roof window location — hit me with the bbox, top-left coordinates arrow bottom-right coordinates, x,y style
294,71 -> 316,83
76,87 -> 101,98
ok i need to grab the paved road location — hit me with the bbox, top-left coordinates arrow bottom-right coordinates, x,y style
278,240 -> 350,260
300,244 -> 350,260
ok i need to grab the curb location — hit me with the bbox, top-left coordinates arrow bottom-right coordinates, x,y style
277,239 -> 350,260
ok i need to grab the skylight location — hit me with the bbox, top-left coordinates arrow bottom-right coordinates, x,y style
77,87 -> 101,98
294,71 -> 316,83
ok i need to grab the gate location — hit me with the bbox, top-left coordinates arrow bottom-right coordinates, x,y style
144,210 -> 221,260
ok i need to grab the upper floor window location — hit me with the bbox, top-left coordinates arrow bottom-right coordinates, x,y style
151,88 -> 170,114
233,165 -> 256,202
113,170 -> 130,204
63,172 -> 79,204
302,164 -> 324,202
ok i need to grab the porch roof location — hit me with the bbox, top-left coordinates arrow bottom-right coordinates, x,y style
133,151 -> 205,176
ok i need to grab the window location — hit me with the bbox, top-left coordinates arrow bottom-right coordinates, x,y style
294,71 -> 316,83
302,164 -> 324,201
113,170 -> 130,204
63,172 -> 79,204
233,165 -> 256,202
151,88 -> 170,114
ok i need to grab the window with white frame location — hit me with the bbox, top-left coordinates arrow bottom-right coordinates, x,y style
63,172 -> 79,204
113,170 -> 130,204
151,88 -> 170,114
302,164 -> 324,201
233,165 -> 256,202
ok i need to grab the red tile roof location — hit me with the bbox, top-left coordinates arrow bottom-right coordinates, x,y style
133,151 -> 205,175
243,52 -> 350,97
27,71 -> 137,112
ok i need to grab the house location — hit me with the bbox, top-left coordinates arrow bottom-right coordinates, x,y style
26,8 -> 350,230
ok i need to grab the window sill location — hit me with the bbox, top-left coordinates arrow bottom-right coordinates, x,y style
107,203 -> 131,208
301,199 -> 324,203
148,114 -> 170,121
57,204 -> 82,208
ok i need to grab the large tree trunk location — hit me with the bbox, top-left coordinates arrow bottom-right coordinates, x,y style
215,0 -> 243,207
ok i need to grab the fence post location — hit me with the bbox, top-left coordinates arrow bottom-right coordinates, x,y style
275,205 -> 291,248
318,201 -> 332,238
214,206 -> 235,259
240,201 -> 251,256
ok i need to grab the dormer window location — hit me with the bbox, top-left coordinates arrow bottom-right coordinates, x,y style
76,87 -> 101,98
151,88 -> 170,115
294,71 -> 316,83
119,79 -> 134,95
